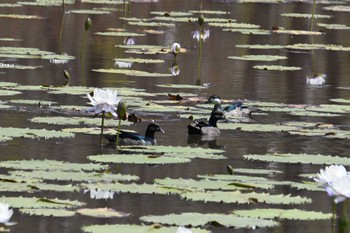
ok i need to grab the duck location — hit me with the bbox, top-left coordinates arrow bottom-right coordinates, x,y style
206,95 -> 252,118
188,108 -> 225,136
104,122 -> 164,145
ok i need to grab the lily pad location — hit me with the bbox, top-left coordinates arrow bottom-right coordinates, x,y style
83,224 -> 210,233
93,68 -> 172,77
281,13 -> 332,19
19,208 -> 76,217
0,196 -> 85,209
233,208 -> 332,220
253,65 -> 302,71
140,212 -> 279,228
244,153 -> 350,165
30,116 -> 119,127
0,127 -> 74,142
0,159 -> 108,171
228,55 -> 287,61
77,208 -> 130,218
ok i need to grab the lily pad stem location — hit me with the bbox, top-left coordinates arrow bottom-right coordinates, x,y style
310,0 -> 316,31
116,118 -> 122,151
196,25 -> 203,85
100,111 -> 105,147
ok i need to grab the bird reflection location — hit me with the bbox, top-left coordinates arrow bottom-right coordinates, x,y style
187,134 -> 224,150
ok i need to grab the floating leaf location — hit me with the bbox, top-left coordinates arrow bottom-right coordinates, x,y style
30,116 -> 119,127
0,159 -> 108,171
253,65 -> 302,71
281,13 -> 332,19
236,44 -> 284,49
0,127 -> 74,142
228,55 -> 287,61
244,153 -> 350,165
93,68 -> 172,77
181,190 -> 311,204
77,208 -> 130,218
0,89 -> 21,96
19,208 -> 75,217
95,31 -> 146,37
140,212 -> 279,228
285,43 -> 350,51
0,14 -> 45,19
83,224 -> 210,233
156,84 -> 207,89
10,170 -> 138,183
0,196 -> 85,209
88,154 -> 191,165
68,9 -> 111,14
114,58 -> 164,64
233,208 -> 332,220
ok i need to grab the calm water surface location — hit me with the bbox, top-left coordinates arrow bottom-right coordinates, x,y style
1,0 -> 350,233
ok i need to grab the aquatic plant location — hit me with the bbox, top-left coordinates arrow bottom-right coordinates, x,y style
87,88 -> 120,147
116,100 -> 127,150
0,203 -> 14,225
80,17 -> 92,60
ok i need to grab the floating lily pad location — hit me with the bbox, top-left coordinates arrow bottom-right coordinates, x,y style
190,10 -> 230,15
30,116 -> 119,127
323,5 -> 350,12
236,44 -> 284,49
0,47 -> 74,60
95,31 -> 146,37
77,208 -> 130,218
209,22 -> 260,29
181,190 -> 311,204
0,14 -> 45,19
0,182 -> 78,193
281,13 -> 332,19
156,84 -> 207,89
244,153 -> 350,165
9,99 -> 55,105
88,154 -> 191,165
140,212 -> 279,229
253,65 -> 302,71
0,127 -> 74,142
228,55 -> 287,61
0,89 -> 21,96
272,29 -> 323,36
68,9 -> 111,14
10,170 -> 138,183
319,23 -> 350,30
0,63 -> 42,69
233,208 -> 332,220
83,224 -> 210,233
0,159 -> 108,171
17,0 -> 74,6
93,68 -> 172,77
114,58 -> 164,64
223,28 -> 271,35
219,122 -> 298,132
285,43 -> 350,51
19,208 -> 76,217
0,196 -> 85,209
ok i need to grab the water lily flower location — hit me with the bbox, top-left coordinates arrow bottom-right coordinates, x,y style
174,226 -> 193,233
306,73 -> 326,86
124,37 -> 135,45
329,175 -> 350,203
84,189 -> 115,200
114,61 -> 133,69
87,88 -> 120,117
315,165 -> 348,185
192,29 -> 210,42
0,203 -> 14,225
170,62 -> 180,76
170,42 -> 181,58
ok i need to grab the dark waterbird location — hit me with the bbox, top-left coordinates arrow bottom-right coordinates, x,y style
206,95 -> 252,117
105,122 -> 164,145
188,108 -> 225,136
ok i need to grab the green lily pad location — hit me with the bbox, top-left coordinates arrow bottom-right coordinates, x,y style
17,0 -> 74,6
0,196 -> 85,209
77,208 -> 130,218
0,127 -> 74,142
180,190 -> 311,205
236,44 -> 284,49
281,13 -> 332,19
88,154 -> 191,165
156,84 -> 207,89
228,55 -> 287,61
233,208 -> 332,220
323,5 -> 350,12
9,99 -> 55,105
253,65 -> 302,71
0,63 -> 42,70
244,153 -> 350,165
95,31 -> 146,37
68,9 -> 111,14
0,89 -> 21,96
209,22 -> 260,29
0,159 -> 108,171
140,212 -> 279,229
219,122 -> 298,132
30,116 -> 119,127
0,182 -> 78,193
114,58 -> 164,64
93,68 -> 172,77
223,28 -> 271,35
285,43 -> 350,51
10,170 -> 138,183
83,224 -> 210,233
0,14 -> 45,19
0,46 -> 74,60
19,208 -> 76,217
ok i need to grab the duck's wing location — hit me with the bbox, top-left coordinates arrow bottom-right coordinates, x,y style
188,120 -> 210,135
104,131 -> 145,143
224,101 -> 242,112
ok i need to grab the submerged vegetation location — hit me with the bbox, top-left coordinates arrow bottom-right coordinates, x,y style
0,0 -> 349,233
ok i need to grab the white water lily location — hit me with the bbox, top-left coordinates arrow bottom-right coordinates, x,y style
84,189 -> 115,200
174,226 -> 193,233
192,29 -> 210,42
314,165 -> 348,185
87,88 -> 120,117
306,73 -> 326,85
0,203 -> 13,225
329,174 -> 350,203
170,42 -> 181,57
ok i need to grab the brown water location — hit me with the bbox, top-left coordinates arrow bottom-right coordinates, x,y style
1,0 -> 350,232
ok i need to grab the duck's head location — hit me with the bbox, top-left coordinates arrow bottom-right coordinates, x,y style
206,95 -> 222,105
147,122 -> 165,134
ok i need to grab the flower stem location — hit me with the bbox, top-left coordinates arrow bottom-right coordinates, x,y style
310,0 -> 317,31
116,118 -> 122,151
100,111 -> 105,147
80,30 -> 87,60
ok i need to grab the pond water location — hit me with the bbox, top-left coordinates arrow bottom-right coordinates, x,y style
0,0 -> 350,233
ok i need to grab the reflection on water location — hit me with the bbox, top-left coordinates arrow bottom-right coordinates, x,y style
0,0 -> 350,233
